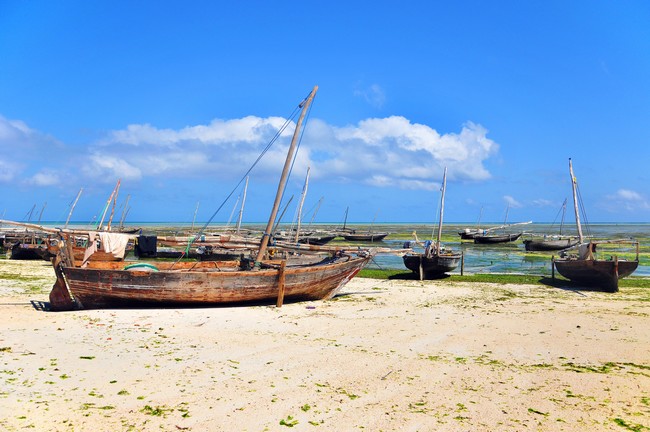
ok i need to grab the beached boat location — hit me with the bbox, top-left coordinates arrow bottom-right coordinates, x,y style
403,167 -> 462,279
4,229 -> 54,261
553,159 -> 639,292
341,232 -> 389,242
473,232 -> 522,244
9,241 -> 53,260
338,208 -> 389,242
458,207 -> 484,240
458,228 -> 482,240
523,236 -> 579,251
523,199 -> 579,251
472,208 -> 531,244
47,86 -> 374,310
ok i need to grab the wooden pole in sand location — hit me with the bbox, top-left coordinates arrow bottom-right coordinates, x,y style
460,251 -> 464,276
551,256 -> 555,280
276,260 -> 287,307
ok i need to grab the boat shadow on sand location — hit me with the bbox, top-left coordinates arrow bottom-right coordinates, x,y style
538,276 -> 615,294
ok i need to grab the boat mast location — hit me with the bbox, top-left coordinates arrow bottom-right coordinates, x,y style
294,166 -> 310,242
98,179 -> 121,231
256,85 -> 318,263
38,202 -> 47,224
65,188 -> 83,229
236,177 -> 248,234
119,194 -> 131,230
435,167 -> 447,253
106,181 -> 121,231
369,210 -> 379,234
559,198 -> 567,236
308,196 -> 324,227
568,158 -> 584,243
191,202 -> 200,231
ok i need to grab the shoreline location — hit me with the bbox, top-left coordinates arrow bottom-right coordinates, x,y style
1,260 -> 649,431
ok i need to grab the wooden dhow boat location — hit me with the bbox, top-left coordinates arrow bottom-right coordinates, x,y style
458,207 -> 484,240
473,232 -> 523,244
47,86 -> 374,310
523,199 -> 579,251
403,168 -> 462,279
472,211 -> 531,244
523,236 -> 579,251
553,159 -> 639,292
338,208 -> 389,242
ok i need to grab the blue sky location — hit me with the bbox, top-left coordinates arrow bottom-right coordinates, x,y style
1,1 -> 649,225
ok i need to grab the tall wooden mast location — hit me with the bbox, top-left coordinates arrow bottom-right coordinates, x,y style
435,167 -> 447,252
255,85 -> 318,263
65,188 -> 83,229
568,158 -> 584,243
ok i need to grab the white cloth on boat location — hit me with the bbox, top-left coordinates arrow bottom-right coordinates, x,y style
98,232 -> 131,259
81,232 -> 99,268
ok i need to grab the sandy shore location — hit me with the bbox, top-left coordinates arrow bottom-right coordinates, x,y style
1,259 -> 649,431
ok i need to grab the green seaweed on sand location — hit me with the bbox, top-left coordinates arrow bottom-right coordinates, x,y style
358,268 -> 650,288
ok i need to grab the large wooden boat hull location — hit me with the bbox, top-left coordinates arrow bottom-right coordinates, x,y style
50,254 -> 372,310
523,238 -> 579,251
403,253 -> 461,279
554,258 -> 638,292
473,233 -> 522,244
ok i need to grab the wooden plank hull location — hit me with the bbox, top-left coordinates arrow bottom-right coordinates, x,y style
473,233 -> 522,244
403,253 -> 461,279
523,238 -> 579,251
554,258 -> 638,292
51,255 -> 371,310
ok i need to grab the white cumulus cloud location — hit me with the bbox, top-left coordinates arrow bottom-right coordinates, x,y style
82,115 -> 499,189
606,189 -> 650,211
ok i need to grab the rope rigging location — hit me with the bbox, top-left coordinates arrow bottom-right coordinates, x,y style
273,91 -> 316,231
175,90 -> 315,261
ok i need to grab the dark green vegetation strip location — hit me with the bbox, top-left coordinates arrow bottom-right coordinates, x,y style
357,268 -> 650,288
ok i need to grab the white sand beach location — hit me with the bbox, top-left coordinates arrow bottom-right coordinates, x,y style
1,259 -> 649,431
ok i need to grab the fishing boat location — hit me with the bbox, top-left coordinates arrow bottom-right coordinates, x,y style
5,228 -> 54,261
339,208 -> 389,242
9,240 -> 53,260
47,86 -> 374,310
553,159 -> 639,292
473,206 -> 530,244
523,199 -> 579,251
458,207 -> 483,240
473,232 -> 523,244
523,236 -> 579,251
342,231 -> 389,242
403,167 -> 462,279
